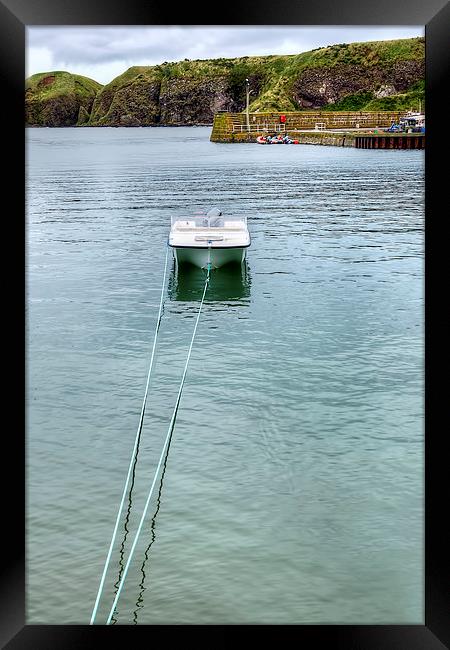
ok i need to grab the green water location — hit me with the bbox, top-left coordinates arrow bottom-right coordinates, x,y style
26,127 -> 424,624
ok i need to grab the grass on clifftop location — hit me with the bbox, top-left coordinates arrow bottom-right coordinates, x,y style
287,37 -> 425,69
26,70 -> 102,99
249,38 -> 424,112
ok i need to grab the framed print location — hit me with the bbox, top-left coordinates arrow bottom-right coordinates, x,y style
2,0 -> 449,646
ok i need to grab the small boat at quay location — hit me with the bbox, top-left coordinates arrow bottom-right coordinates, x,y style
256,134 -> 299,144
168,207 -> 251,269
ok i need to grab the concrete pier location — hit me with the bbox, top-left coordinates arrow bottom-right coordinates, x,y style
210,111 -> 425,149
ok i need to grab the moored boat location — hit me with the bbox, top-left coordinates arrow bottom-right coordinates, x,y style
168,207 -> 251,269
256,134 -> 300,144
399,111 -> 425,133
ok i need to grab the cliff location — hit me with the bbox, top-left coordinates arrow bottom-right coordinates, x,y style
25,71 -> 102,126
25,37 -> 424,127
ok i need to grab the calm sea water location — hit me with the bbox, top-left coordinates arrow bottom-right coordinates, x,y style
26,127 -> 424,625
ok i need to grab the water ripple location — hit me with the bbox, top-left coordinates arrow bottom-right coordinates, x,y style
27,127 -> 424,626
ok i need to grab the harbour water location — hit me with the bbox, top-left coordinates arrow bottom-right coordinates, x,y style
26,127 -> 424,624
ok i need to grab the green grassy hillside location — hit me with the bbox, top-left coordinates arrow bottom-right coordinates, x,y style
25,71 -> 103,126
25,37 -> 425,126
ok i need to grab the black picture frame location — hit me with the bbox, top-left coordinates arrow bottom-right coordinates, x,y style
3,0 -> 449,646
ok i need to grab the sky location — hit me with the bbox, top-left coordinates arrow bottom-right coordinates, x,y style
26,26 -> 424,85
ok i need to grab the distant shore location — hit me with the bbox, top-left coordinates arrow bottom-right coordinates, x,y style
25,37 -> 424,128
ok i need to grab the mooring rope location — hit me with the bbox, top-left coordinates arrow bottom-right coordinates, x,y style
90,245 -> 170,625
105,262 -> 212,625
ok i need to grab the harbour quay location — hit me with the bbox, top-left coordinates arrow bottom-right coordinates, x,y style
210,110 -> 425,149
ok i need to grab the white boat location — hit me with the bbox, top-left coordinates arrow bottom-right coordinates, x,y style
399,111 -> 425,132
168,208 -> 250,269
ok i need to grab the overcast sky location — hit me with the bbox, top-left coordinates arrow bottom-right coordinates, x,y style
26,26 -> 424,85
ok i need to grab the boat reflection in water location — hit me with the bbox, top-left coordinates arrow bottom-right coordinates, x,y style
167,258 -> 251,302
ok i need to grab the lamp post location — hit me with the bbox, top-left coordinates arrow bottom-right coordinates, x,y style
245,78 -> 250,132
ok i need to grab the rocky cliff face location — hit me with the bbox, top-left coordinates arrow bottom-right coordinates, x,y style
87,65 -> 264,126
25,37 -> 425,127
25,72 -> 102,126
159,77 -> 232,124
292,60 -> 424,108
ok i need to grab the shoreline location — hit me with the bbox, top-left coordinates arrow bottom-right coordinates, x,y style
25,123 -> 425,149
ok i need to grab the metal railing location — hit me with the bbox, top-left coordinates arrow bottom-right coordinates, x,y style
231,123 -> 286,133
228,112 -> 406,131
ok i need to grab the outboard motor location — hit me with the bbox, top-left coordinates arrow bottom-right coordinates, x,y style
206,207 -> 224,227
207,207 -> 222,218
